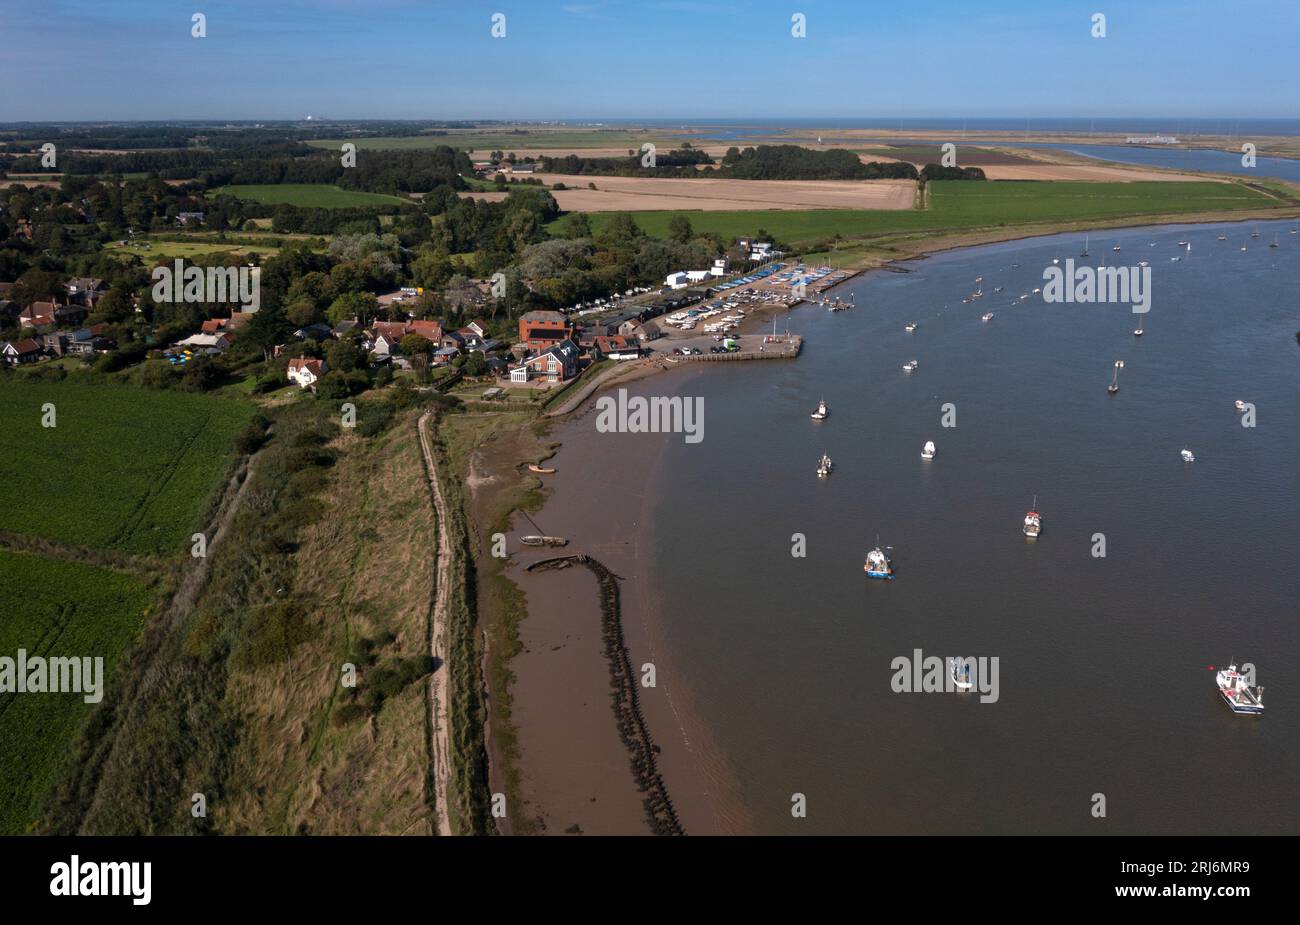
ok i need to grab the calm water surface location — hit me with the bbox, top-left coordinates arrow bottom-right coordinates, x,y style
631,220 -> 1300,834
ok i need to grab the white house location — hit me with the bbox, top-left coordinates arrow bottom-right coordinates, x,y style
751,242 -> 773,261
665,271 -> 690,290
710,258 -> 728,277
287,357 -> 328,389
686,269 -> 710,283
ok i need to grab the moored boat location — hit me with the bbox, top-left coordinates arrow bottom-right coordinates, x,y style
981,312 -> 994,322
810,398 -> 829,421
902,360 -> 918,372
904,321 -> 917,333
1022,496 -> 1041,538
816,454 -> 833,477
520,535 -> 568,547
1217,663 -> 1264,714
863,543 -> 894,579
921,440 -> 936,460
1181,448 -> 1195,463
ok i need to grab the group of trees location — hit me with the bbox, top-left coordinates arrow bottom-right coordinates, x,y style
539,144 -> 715,177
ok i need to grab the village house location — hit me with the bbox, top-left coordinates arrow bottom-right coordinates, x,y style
370,332 -> 402,357
293,322 -> 334,342
66,277 -> 108,307
629,320 -> 662,343
2,338 -> 43,365
287,357 -> 328,389
594,335 -> 641,361
509,338 -> 579,384
44,326 -> 113,358
201,315 -> 251,336
19,301 -> 88,329
518,310 -> 572,353
408,319 -> 443,342
665,271 -> 690,290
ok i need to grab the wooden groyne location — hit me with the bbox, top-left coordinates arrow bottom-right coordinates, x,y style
526,554 -> 685,836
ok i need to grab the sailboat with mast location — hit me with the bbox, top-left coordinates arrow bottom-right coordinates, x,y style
1022,496 -> 1042,538
1080,234 -> 1089,258
1108,359 -> 1124,394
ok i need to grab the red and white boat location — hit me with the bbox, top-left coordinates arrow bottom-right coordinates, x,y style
1022,496 -> 1041,538
1216,663 -> 1264,715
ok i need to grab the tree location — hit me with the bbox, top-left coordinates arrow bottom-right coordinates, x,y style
324,337 -> 366,374
399,333 -> 435,358
668,214 -> 693,244
326,291 -> 377,328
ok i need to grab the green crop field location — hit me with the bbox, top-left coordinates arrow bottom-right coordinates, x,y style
0,382 -> 254,556
208,184 -> 412,207
558,180 -> 1283,245
0,549 -> 153,833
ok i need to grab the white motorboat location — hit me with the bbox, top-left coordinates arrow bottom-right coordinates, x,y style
816,454 -> 833,477
904,322 -> 917,333
921,440 -> 936,460
1181,448 -> 1195,463
981,312 -> 994,322
1235,399 -> 1247,412
811,398 -> 829,421
1217,663 -> 1264,715
902,360 -> 918,372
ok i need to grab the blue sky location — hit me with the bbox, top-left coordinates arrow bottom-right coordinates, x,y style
4,0 -> 1299,121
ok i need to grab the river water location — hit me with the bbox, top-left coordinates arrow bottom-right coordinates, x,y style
623,219 -> 1300,834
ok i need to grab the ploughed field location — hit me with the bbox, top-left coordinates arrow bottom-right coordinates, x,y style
0,382 -> 253,556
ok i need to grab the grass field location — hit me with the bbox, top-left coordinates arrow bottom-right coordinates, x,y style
209,184 -> 411,208
103,240 -> 285,260
0,549 -> 153,833
0,382 -> 254,556
557,180 -> 1284,245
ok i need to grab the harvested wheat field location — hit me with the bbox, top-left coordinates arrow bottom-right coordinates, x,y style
532,174 -> 916,211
